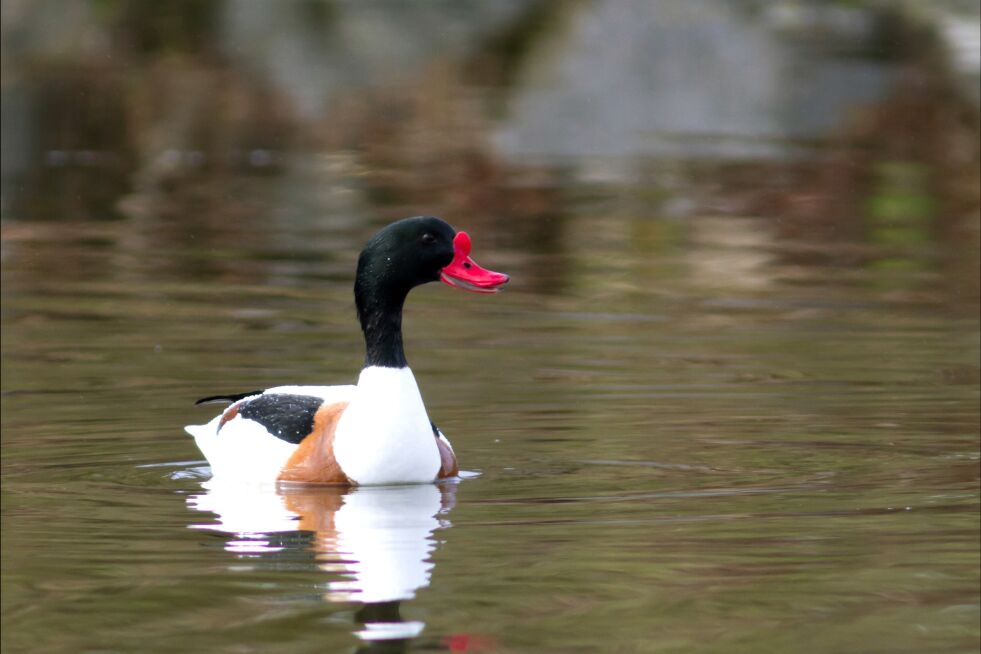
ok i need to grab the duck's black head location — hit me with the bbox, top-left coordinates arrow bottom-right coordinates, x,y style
355,216 -> 509,368
356,216 -> 457,300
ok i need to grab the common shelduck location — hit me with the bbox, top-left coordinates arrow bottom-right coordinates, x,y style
185,216 -> 509,485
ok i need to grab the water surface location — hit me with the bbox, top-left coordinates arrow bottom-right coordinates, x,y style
4,205 -> 978,652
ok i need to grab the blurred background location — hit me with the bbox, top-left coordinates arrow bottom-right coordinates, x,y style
2,0 -> 979,280
2,1 -> 980,653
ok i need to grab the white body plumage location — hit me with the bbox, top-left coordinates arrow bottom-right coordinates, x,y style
184,368 -> 443,485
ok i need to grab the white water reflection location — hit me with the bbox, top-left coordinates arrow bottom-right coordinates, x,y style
188,480 -> 456,640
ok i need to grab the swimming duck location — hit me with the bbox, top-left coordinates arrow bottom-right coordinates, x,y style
185,216 -> 509,485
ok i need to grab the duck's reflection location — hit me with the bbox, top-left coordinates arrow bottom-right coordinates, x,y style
187,480 -> 456,647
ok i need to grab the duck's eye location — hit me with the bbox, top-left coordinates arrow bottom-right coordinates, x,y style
420,233 -> 436,245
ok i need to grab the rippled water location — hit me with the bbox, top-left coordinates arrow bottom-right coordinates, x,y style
3,203 -> 979,652
3,1 -> 981,653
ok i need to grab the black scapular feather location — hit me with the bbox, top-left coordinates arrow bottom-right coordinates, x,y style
194,390 -> 266,406
237,394 -> 325,444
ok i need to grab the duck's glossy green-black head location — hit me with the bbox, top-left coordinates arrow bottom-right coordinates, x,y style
355,216 -> 509,368
356,216 -> 509,300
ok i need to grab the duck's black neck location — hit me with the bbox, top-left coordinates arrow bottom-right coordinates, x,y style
356,277 -> 410,369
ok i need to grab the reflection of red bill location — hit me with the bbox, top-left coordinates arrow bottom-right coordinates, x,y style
440,231 -> 510,294
444,633 -> 499,652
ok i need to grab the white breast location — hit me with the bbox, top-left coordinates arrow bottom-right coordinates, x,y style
333,366 -> 441,485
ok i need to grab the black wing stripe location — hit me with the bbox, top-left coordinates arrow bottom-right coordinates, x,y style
194,389 -> 266,406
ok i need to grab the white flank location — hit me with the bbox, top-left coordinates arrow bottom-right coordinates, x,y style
333,366 -> 441,485
186,413 -> 297,481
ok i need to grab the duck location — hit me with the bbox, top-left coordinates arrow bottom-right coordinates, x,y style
185,216 -> 509,485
